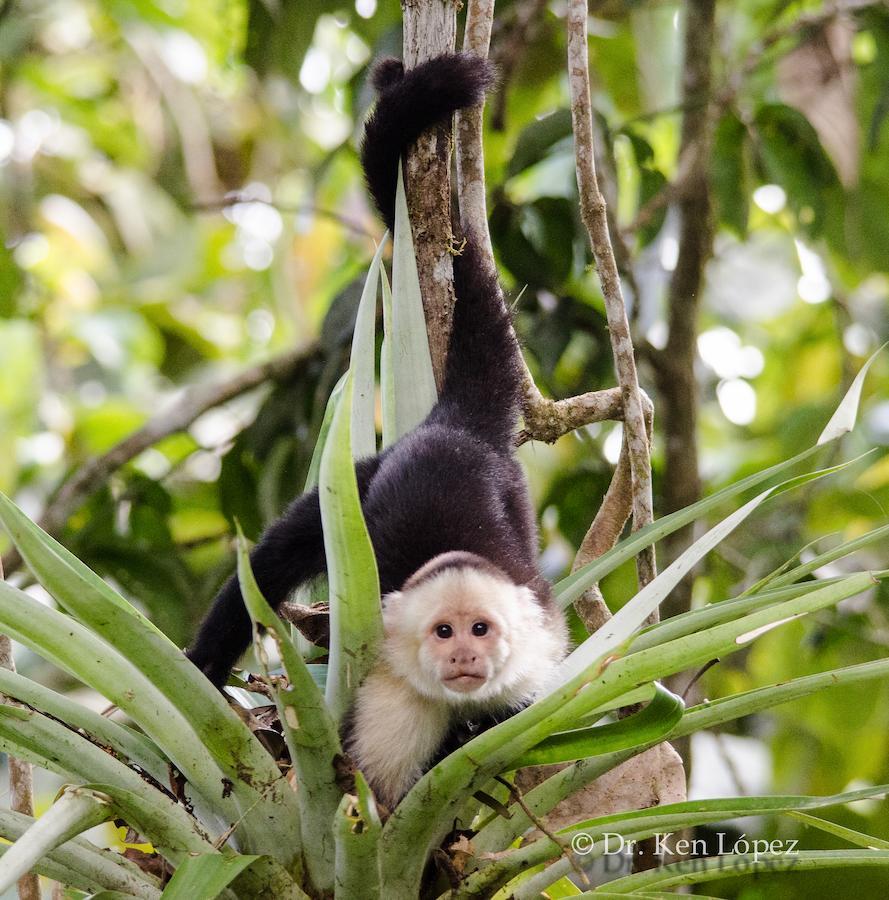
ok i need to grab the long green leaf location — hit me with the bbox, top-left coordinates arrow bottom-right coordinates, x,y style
788,812 -> 889,850
0,706 -> 215,863
379,265 -> 397,448
0,666 -> 168,782
334,774 -> 382,900
386,163 -> 437,440
510,684 -> 684,768
556,342 -> 884,607
320,372 -> 383,723
237,529 -> 341,893
0,581 -> 242,826
595,850 -> 889,894
557,456 -> 864,682
459,785 -> 889,899
628,578 -> 842,654
160,854 -> 259,900
350,234 -> 388,459
745,522 -> 889,595
552,442 -> 821,608
0,807 -> 161,899
472,657 -> 889,856
0,787 -> 113,895
0,493 -> 303,868
818,341 -> 887,444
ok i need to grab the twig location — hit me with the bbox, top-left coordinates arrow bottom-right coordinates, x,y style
517,384 -> 626,446
567,0 -> 657,597
1,343 -> 320,577
456,4 -> 641,450
0,555 -> 40,900
457,0 -> 496,261
192,197 -> 376,240
655,0 -> 716,625
493,775 -> 589,887
570,398 -> 653,633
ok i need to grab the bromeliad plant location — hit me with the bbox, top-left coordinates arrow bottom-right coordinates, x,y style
0,177 -> 887,899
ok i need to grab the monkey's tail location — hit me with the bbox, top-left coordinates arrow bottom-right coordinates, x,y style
430,236 -> 524,451
360,53 -> 495,232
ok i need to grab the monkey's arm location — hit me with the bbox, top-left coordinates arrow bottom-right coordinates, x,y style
187,455 -> 382,687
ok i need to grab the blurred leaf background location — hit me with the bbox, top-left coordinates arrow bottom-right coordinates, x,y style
0,1 -> 888,896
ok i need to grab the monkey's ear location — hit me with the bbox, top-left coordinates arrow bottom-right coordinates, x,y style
381,589 -> 403,612
371,57 -> 405,92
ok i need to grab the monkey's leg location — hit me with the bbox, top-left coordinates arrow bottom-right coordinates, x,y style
187,455 -> 381,687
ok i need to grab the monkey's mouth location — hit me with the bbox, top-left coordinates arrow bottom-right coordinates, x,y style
444,673 -> 487,693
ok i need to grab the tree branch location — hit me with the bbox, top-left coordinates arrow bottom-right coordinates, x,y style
655,0 -> 716,623
456,0 -> 495,259
458,1 -> 641,451
402,0 -> 460,390
0,344 -> 320,577
570,399 -> 654,633
567,0 -> 657,597
0,577 -> 40,900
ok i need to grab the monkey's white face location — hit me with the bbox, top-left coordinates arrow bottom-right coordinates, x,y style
382,566 -> 557,705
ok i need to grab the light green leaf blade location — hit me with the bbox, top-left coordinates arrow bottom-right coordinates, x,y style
0,807 -> 161,899
511,684 -> 684,768
557,455 -> 864,681
387,162 -> 437,440
557,347 -> 883,610
303,372 -> 348,492
0,666 -> 168,782
237,529 -> 341,892
160,854 -> 259,900
320,372 -> 383,723
350,234 -> 388,459
818,341 -> 887,444
0,787 -> 113,895
598,849 -> 889,894
557,488 -> 773,682
552,442 -> 821,608
788,812 -> 889,850
747,522 -> 889,595
0,493 -> 303,866
379,265 -> 397,448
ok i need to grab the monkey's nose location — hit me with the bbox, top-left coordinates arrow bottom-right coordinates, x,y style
450,651 -> 477,665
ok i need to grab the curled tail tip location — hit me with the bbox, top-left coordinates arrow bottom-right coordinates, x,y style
418,51 -> 497,106
369,51 -> 496,106
371,57 -> 404,91
360,52 -> 496,229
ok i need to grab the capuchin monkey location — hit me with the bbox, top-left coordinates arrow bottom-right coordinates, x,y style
186,53 -> 568,806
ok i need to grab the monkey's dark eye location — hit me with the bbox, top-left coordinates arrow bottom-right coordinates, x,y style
435,624 -> 453,639
471,622 -> 488,636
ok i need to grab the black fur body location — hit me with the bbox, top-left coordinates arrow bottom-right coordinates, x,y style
187,56 -> 559,737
